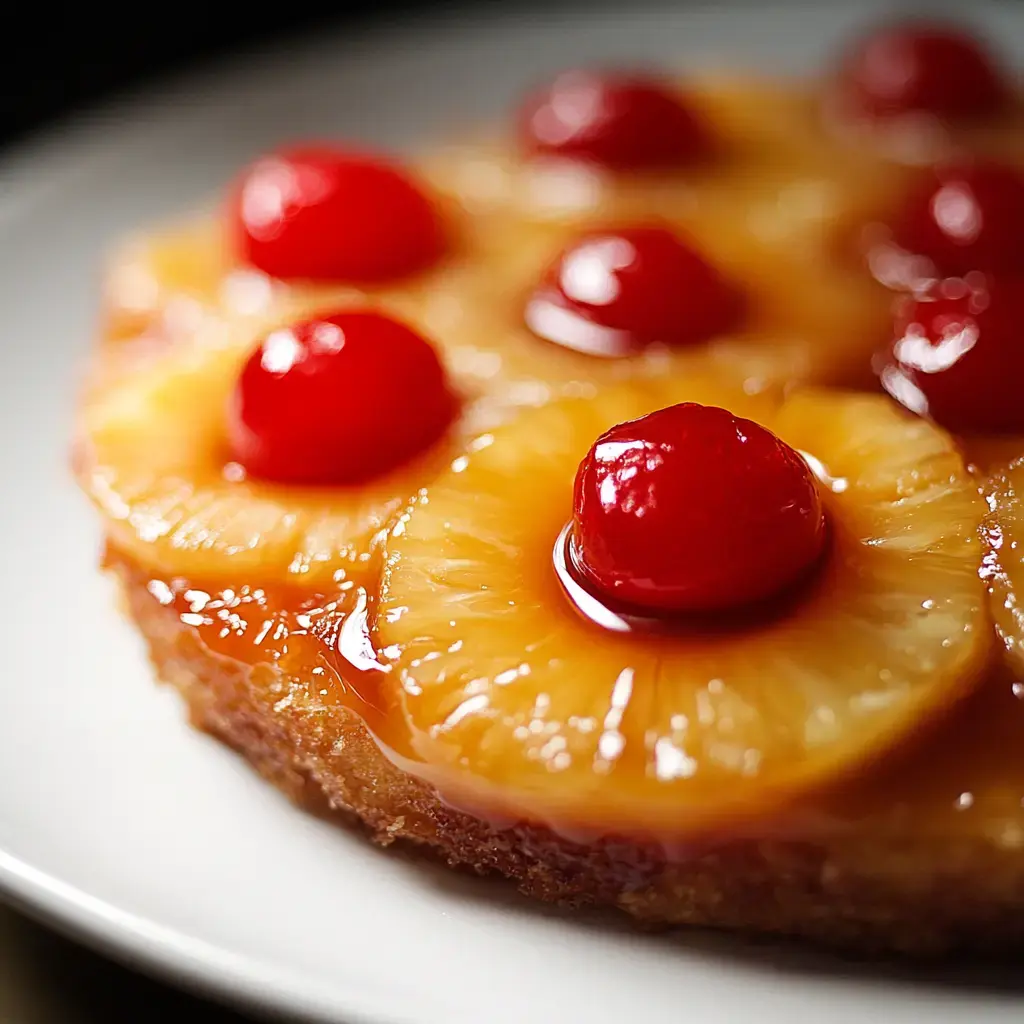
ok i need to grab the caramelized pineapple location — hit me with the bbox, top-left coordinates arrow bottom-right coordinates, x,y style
101,218 -> 374,348
76,307 -> 500,588
103,219 -> 233,342
417,76 -> 906,232
411,219 -> 892,396
375,384 -> 991,834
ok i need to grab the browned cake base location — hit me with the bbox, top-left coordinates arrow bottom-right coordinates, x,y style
112,554 -> 1024,959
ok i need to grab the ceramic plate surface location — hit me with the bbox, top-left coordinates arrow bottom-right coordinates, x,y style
2,3 -> 1023,1021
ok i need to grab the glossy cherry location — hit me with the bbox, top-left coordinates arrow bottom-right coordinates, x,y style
228,311 -> 455,484
878,277 -> 1024,435
230,146 -> 446,283
570,403 -> 827,614
838,20 -> 1007,122
524,226 -> 740,357
884,162 -> 1024,280
517,72 -> 710,170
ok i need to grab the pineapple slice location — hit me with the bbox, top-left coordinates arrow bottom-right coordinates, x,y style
984,457 -> 1024,674
103,218 -> 227,336
100,175 -> 474,349
77,316 -> 498,589
375,384 -> 991,834
416,76 -> 907,233
413,219 -> 892,395
103,218 -> 272,343
101,217 -> 372,347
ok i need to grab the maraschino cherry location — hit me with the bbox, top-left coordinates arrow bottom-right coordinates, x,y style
570,403 -> 827,613
883,162 -> 1024,281
525,226 -> 740,357
230,146 -> 445,283
228,311 -> 455,484
517,72 -> 710,170
878,276 -> 1024,436
837,20 -> 1007,122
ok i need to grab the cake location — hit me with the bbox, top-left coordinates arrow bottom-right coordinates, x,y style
75,17 -> 1024,956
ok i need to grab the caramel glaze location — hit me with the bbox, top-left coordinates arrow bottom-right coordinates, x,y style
119,554 -> 415,761
109,540 -> 1024,856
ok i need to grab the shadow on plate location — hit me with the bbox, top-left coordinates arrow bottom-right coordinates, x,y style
366,831 -> 1024,998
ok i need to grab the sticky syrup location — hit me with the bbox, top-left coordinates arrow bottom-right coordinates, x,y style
133,557 -> 419,762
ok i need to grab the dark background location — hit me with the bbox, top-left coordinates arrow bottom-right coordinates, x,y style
11,1 -> 1004,148
0,1 -> 483,147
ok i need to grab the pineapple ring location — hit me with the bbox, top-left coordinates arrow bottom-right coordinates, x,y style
984,457 -> 1024,674
412,218 -> 892,395
101,217 -> 420,350
376,384 -> 991,834
77,317 -> 501,589
416,76 -> 904,232
102,218 -> 243,343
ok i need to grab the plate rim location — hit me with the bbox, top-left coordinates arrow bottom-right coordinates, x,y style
0,848 -> 389,1024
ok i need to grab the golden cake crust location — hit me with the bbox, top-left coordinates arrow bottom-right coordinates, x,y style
112,549 -> 1024,959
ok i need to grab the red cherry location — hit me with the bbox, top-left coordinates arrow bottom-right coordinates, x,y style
571,404 -> 827,613
884,162 -> 1024,281
230,146 -> 445,283
524,226 -> 740,357
228,311 -> 455,484
517,72 -> 710,170
838,20 -> 1007,122
878,277 -> 1024,435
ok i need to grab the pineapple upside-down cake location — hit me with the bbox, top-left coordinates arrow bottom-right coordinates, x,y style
76,17 -> 1024,956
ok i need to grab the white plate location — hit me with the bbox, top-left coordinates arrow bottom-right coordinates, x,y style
2,3 -> 1024,1022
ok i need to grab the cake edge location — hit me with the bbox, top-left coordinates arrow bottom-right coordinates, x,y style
109,546 -> 1024,959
